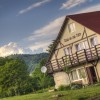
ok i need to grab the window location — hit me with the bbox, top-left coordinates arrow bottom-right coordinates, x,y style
83,41 -> 89,49
75,41 -> 89,51
78,68 -> 86,79
75,43 -> 81,51
90,37 -> 98,47
68,23 -> 76,33
64,47 -> 72,55
71,70 -> 78,80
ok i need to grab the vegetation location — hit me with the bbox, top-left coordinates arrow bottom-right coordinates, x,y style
31,58 -> 54,91
7,53 -> 49,73
1,84 -> 100,100
46,40 -> 56,53
0,57 -> 54,98
58,85 -> 70,91
0,58 -> 33,97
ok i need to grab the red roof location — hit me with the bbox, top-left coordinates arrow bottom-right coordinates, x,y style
68,11 -> 100,34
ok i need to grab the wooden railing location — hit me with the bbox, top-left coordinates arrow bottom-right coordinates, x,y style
46,44 -> 100,74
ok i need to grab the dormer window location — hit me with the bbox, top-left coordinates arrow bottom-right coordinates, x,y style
68,23 -> 76,33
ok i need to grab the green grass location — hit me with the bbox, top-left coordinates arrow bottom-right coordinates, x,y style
1,85 -> 100,100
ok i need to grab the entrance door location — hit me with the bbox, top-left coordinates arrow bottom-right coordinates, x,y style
86,66 -> 97,84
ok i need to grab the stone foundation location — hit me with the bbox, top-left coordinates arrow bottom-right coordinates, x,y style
53,72 -> 70,89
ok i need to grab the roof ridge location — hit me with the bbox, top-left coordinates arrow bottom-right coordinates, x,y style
67,11 -> 100,17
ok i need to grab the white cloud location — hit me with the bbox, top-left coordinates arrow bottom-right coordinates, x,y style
27,16 -> 65,52
18,0 -> 51,15
60,0 -> 87,10
75,4 -> 100,13
29,42 -> 51,53
0,42 -> 24,57
28,16 -> 65,40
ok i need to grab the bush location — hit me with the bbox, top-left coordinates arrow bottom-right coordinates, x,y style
71,83 -> 83,90
36,89 -> 45,93
58,85 -> 70,91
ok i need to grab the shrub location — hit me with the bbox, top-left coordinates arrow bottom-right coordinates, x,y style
58,85 -> 70,91
71,83 -> 83,90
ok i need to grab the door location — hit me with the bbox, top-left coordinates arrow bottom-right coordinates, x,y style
86,66 -> 97,84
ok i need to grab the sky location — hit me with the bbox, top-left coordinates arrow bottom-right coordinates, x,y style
0,0 -> 100,57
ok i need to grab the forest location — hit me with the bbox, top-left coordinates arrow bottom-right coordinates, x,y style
0,53 -> 54,98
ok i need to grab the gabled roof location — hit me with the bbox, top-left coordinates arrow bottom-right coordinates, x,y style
68,11 -> 100,34
48,11 -> 100,61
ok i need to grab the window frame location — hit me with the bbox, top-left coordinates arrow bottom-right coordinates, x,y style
68,23 -> 76,33
75,41 -> 89,52
70,70 -> 78,81
90,36 -> 98,47
63,47 -> 72,55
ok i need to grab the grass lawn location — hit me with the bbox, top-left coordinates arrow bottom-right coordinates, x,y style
0,85 -> 100,100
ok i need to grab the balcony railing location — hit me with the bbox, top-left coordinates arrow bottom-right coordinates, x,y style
46,44 -> 100,74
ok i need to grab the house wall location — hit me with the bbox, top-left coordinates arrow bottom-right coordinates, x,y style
53,72 -> 70,89
96,61 -> 100,79
50,18 -> 100,88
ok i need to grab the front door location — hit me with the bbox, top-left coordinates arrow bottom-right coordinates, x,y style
86,66 -> 97,84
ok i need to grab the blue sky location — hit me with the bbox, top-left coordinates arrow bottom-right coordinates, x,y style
0,0 -> 100,56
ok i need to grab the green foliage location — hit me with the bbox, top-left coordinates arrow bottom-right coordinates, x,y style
31,58 -> 54,91
71,83 -> 83,90
63,66 -> 71,73
1,85 -> 100,100
58,85 -> 70,91
39,58 -> 47,67
0,58 -> 33,98
46,40 -> 56,53
0,55 -> 54,98
7,53 -> 49,73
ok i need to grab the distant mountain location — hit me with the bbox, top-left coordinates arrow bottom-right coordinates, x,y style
7,53 -> 49,73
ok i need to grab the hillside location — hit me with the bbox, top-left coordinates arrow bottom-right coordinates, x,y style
1,85 -> 100,100
7,53 -> 49,73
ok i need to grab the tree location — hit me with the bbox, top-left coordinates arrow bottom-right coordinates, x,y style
31,58 -> 54,91
0,58 -> 33,97
46,40 -> 56,53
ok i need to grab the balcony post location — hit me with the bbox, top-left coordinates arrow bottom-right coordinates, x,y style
84,49 -> 88,62
69,55 -> 73,67
50,61 -> 53,73
95,45 -> 99,59
62,57 -> 65,67
56,59 -> 60,70
76,52 -> 80,64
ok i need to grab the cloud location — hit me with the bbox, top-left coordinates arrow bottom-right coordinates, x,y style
60,0 -> 87,10
75,4 -> 100,13
28,16 -> 65,40
18,0 -> 51,15
0,42 -> 24,57
29,41 -> 51,53
27,16 -> 65,52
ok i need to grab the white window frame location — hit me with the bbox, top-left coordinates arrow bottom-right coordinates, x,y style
75,41 -> 89,52
68,23 -> 76,33
70,70 -> 78,81
78,68 -> 86,79
64,47 -> 72,55
90,37 -> 98,47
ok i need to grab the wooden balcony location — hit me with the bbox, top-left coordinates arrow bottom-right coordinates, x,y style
46,44 -> 100,74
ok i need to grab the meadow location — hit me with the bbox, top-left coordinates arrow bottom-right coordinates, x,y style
1,84 -> 100,100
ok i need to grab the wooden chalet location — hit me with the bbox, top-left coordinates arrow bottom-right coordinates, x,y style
46,11 -> 100,88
